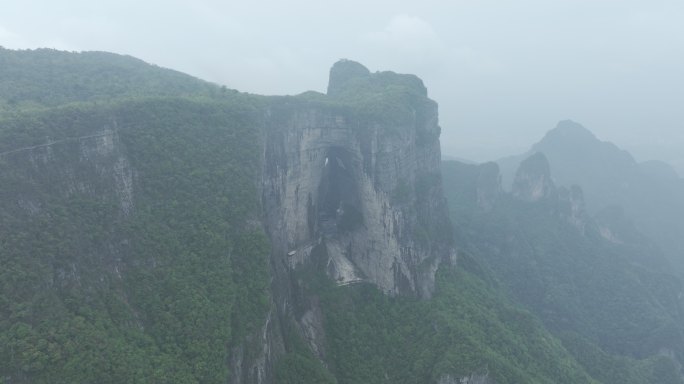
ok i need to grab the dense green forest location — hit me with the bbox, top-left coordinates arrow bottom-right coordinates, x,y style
0,98 -> 270,382
2,48 -> 683,383
279,262 -> 597,384
441,159 -> 684,384
0,47 -> 222,115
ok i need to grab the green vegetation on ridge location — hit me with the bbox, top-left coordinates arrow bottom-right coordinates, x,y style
0,98 -> 270,383
3,48 -> 684,384
0,47 -> 222,115
442,159 -> 684,384
281,258 -> 598,384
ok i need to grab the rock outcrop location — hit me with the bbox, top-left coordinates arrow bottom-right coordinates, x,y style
512,152 -> 555,202
238,60 -> 456,383
262,60 -> 453,301
558,184 -> 586,231
0,56 -> 457,384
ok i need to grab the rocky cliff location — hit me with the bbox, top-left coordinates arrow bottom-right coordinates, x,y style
511,152 -> 555,202
228,60 -> 456,383
0,55 -> 456,384
263,60 -> 453,298
0,98 -> 273,384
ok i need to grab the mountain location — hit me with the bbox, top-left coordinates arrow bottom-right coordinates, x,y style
263,58 -> 453,299
443,157 -> 684,384
0,49 -> 594,384
498,120 -> 684,276
0,96 -> 271,383
2,48 -> 683,383
0,46 -> 220,114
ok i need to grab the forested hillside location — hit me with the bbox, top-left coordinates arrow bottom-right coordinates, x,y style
0,97 -> 270,383
0,47 -> 221,115
442,158 -> 684,384
1,48 -> 683,383
497,120 -> 684,276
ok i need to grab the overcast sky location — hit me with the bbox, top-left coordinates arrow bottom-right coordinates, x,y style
2,0 -> 683,171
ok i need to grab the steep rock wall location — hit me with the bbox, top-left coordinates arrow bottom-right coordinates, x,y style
262,61 -> 454,298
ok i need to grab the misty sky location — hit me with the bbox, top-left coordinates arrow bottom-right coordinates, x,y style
2,0 -> 683,172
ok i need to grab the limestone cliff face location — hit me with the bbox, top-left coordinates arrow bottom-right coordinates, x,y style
262,60 -> 454,298
2,125 -> 133,219
512,152 -> 555,202
558,184 -> 586,232
234,61 -> 457,383
0,124 -> 134,287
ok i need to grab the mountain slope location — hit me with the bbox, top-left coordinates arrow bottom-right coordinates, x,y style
443,158 -> 684,384
0,98 -> 270,383
2,48 -> 681,384
498,120 -> 684,275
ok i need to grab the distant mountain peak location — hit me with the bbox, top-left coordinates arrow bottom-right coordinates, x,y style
556,119 -> 592,133
535,120 -> 598,149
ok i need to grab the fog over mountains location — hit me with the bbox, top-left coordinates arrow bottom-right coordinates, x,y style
498,120 -> 684,276
2,1 -> 683,174
2,46 -> 684,384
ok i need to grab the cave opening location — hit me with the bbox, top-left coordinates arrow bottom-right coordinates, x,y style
317,146 -> 363,236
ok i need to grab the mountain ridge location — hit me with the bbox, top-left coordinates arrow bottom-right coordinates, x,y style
497,120 -> 684,276
2,47 -> 683,384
